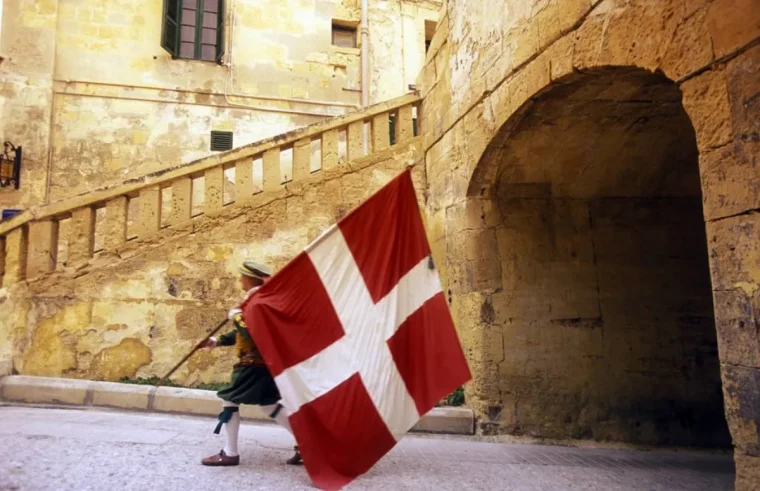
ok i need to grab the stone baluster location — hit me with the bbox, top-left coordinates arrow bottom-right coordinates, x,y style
137,186 -> 161,238
68,207 -> 96,266
0,235 -> 4,286
169,177 -> 192,225
397,104 -> 415,143
26,220 -> 58,279
347,120 -> 364,162
262,148 -> 280,192
235,158 -> 253,200
104,196 -> 128,251
414,102 -> 422,136
321,128 -> 339,170
372,111 -> 390,152
1,227 -> 28,286
293,138 -> 311,181
204,166 -> 224,213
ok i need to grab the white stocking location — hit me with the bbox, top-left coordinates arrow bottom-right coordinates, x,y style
222,401 -> 240,457
261,403 -> 294,435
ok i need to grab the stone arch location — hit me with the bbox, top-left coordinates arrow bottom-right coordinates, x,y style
430,0 -> 758,485
469,67 -> 700,199
452,64 -> 733,448
458,0 -> 734,203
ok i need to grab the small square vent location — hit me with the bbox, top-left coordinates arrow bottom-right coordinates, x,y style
210,131 -> 233,151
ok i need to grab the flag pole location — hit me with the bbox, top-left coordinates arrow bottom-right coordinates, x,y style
154,318 -> 229,388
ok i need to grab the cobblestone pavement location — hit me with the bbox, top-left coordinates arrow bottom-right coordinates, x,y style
0,406 -> 734,491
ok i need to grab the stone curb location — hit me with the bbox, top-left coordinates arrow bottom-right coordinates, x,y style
0,375 -> 474,435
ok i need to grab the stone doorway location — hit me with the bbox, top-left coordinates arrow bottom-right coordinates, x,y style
469,67 -> 731,447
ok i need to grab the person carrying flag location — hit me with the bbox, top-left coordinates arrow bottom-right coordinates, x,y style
200,260 -> 302,467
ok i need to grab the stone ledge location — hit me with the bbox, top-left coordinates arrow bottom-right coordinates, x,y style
412,406 -> 475,435
0,375 -> 88,406
0,376 -> 475,435
0,359 -> 12,378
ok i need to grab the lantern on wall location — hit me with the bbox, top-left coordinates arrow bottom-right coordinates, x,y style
0,141 -> 21,189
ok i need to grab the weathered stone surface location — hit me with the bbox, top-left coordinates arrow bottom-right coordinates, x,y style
91,380 -> 152,409
1,0 -> 440,210
706,213 -> 760,291
735,451 -> 760,491
706,0 -> 760,59
175,307 -> 228,341
536,0 -> 562,49
321,128 -> 339,170
411,407 -> 475,435
262,148 -> 281,192
681,69 -> 734,151
26,221 -> 58,279
292,138 -> 311,181
3,140 -> 423,386
597,1 -> 681,71
152,386 -> 219,416
659,5 -> 714,81
103,196 -> 128,251
557,0 -> 593,33
6,0 -> 760,474
2,228 -> 27,286
548,35 -> 574,82
725,45 -> 760,144
204,166 -> 224,213
572,7 -> 605,70
0,376 -> 88,406
137,186 -> 161,238
169,177 -> 192,226
713,289 -> 760,368
700,141 -> 760,221
721,364 -> 760,453
68,207 -> 95,265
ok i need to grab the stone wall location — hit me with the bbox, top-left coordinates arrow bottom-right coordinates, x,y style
458,195 -> 729,447
0,0 -> 440,208
0,139 -> 424,386
420,0 -> 759,487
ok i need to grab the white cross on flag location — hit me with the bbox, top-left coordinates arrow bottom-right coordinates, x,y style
243,168 -> 471,490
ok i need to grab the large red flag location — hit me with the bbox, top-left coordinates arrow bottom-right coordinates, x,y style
243,168 -> 471,490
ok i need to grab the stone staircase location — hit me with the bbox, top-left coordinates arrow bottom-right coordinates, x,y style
0,94 -> 421,288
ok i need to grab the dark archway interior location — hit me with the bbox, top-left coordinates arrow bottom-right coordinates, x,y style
483,68 -> 731,446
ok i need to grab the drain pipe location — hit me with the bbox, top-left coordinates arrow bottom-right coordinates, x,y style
360,0 -> 370,154
360,0 -> 369,108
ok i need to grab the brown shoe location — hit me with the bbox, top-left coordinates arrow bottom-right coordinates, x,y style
202,450 -> 240,466
286,446 -> 303,466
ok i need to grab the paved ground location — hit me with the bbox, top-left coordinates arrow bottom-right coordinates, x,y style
0,405 -> 734,491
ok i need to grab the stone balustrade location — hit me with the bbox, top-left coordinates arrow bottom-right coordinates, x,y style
0,93 -> 421,287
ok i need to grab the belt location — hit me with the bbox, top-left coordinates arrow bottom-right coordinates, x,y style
234,351 -> 266,368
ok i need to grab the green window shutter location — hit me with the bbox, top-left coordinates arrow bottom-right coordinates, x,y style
216,0 -> 226,64
161,0 -> 182,58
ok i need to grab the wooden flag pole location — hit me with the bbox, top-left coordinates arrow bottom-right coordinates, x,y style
154,318 -> 229,388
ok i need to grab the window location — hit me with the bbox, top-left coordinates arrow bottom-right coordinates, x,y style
332,23 -> 357,48
162,0 -> 225,63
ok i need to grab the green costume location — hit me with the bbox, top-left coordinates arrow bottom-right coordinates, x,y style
216,310 -> 281,407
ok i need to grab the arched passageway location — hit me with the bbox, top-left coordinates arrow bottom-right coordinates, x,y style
472,67 -> 731,447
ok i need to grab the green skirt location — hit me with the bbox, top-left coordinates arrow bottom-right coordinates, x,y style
217,365 -> 281,406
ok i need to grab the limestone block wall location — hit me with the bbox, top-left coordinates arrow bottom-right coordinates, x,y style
420,0 -> 759,487
0,139 -> 424,386
0,0 -> 440,209
368,0 -> 441,104
0,0 -> 59,209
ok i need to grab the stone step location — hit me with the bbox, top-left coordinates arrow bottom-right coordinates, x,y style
0,375 -> 474,435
